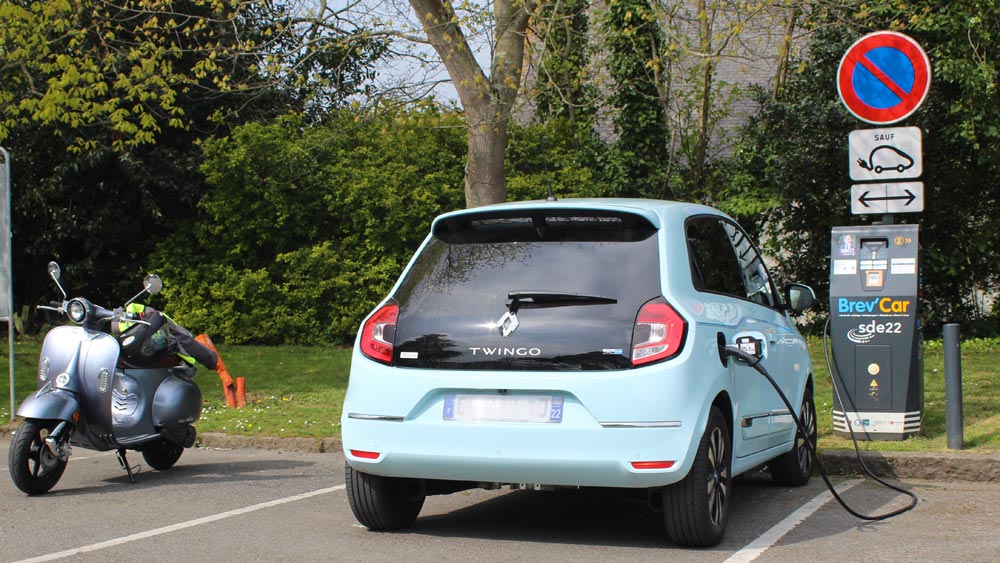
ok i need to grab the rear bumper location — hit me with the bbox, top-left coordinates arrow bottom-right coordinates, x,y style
341,345 -> 721,489
343,416 -> 696,488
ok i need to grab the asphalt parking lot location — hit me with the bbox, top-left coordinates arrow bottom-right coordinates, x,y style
2,437 -> 999,563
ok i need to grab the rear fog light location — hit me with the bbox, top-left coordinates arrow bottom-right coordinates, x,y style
631,461 -> 675,470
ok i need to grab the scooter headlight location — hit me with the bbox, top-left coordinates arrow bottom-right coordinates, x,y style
67,299 -> 88,323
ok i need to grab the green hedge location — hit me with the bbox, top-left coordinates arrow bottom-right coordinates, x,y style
152,108 -> 466,345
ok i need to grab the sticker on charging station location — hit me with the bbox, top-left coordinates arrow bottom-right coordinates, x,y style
833,410 -> 921,434
833,260 -> 857,275
890,258 -> 916,275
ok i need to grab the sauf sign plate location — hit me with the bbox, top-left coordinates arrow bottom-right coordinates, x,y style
849,126 -> 922,181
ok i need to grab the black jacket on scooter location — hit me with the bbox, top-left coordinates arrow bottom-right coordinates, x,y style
118,304 -> 218,370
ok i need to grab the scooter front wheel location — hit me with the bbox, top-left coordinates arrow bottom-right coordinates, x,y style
8,419 -> 69,495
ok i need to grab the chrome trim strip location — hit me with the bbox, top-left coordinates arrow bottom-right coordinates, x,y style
600,421 -> 682,429
347,413 -> 405,422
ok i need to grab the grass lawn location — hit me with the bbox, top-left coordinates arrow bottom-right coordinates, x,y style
813,337 -> 1000,452
3,336 -> 999,452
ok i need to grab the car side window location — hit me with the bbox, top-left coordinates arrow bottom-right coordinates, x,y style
721,222 -> 778,308
686,218 -> 745,298
686,217 -> 778,308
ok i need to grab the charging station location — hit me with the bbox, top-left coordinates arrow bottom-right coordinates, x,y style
829,225 -> 922,439
830,32 -> 930,440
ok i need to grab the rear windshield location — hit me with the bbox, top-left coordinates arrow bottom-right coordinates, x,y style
391,210 -> 662,371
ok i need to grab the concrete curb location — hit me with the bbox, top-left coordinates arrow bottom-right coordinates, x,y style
196,431 -> 342,454
4,420 -> 997,483
817,449 -> 1000,483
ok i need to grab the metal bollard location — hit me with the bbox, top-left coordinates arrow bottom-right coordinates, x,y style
943,323 -> 963,450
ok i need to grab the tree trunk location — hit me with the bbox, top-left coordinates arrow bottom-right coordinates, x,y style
465,113 -> 508,207
408,0 -> 531,208
692,0 -> 714,194
773,3 -> 800,100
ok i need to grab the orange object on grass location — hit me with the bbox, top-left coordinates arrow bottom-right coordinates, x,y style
236,377 -> 246,409
196,333 -> 238,408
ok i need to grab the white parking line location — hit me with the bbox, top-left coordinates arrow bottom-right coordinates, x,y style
11,484 -> 346,563
724,479 -> 862,563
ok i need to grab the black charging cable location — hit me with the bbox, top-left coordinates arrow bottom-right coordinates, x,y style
721,337 -> 917,521
820,317 -> 919,518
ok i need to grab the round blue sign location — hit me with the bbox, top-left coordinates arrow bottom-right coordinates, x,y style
838,32 -> 931,124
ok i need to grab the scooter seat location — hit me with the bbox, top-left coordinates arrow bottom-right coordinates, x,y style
117,354 -> 187,370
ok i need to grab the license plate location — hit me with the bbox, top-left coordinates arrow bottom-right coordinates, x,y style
443,394 -> 564,423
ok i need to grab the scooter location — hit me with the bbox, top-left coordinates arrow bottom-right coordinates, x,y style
8,262 -> 203,494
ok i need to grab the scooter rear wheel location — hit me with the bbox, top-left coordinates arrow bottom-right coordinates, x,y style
8,419 -> 68,495
141,439 -> 184,470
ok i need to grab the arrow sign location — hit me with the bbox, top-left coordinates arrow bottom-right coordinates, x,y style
858,188 -> 916,207
851,182 -> 924,214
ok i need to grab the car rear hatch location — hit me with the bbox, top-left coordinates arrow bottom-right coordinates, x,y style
389,208 -> 663,371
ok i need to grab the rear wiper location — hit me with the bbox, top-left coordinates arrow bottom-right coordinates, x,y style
506,291 -> 617,311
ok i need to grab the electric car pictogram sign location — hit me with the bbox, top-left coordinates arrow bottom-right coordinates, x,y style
837,32 -> 931,125
849,126 -> 922,181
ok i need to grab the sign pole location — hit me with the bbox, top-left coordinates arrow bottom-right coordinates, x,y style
1,147 -> 12,421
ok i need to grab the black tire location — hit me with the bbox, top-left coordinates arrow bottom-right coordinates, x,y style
345,464 -> 425,530
141,440 -> 184,470
662,406 -> 732,547
770,390 -> 817,487
8,419 -> 69,495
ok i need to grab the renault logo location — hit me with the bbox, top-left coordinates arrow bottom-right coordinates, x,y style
497,311 -> 519,337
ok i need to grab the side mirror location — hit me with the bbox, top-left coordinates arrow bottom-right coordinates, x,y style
143,274 -> 163,295
784,283 -> 815,314
47,261 -> 68,300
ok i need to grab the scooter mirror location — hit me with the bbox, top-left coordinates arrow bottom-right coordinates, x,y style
47,261 -> 61,281
144,274 -> 163,295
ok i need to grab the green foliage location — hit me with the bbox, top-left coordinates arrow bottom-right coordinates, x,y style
876,0 -> 1000,335
726,4 -> 1000,335
721,23 -> 857,317
2,0 -> 388,329
154,106 -> 466,345
533,0 -> 596,126
599,0 -> 672,199
0,0 -> 246,151
506,117 -> 609,201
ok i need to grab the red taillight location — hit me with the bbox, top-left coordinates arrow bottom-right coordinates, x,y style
360,303 -> 398,364
350,450 -> 381,459
631,461 -> 676,470
631,299 -> 686,366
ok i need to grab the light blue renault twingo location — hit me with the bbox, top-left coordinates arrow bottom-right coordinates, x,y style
341,198 -> 816,547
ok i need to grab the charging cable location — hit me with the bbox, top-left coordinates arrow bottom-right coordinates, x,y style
721,336 -> 918,521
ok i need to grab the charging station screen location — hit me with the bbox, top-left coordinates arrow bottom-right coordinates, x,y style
860,239 -> 888,290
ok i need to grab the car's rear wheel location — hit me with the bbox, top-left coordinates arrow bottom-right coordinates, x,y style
345,464 -> 425,530
662,406 -> 731,547
770,390 -> 817,486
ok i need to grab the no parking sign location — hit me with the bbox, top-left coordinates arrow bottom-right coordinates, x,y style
837,31 -> 931,124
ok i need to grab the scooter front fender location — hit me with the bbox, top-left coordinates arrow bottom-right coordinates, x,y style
16,387 -> 80,423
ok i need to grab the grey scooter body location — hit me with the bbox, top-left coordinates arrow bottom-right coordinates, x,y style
9,263 -> 204,495
16,325 -> 202,451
